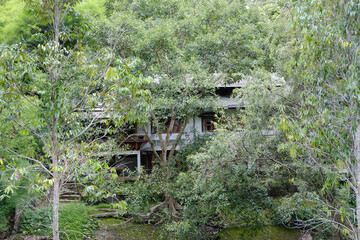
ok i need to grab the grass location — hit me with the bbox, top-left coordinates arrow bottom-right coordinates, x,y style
96,218 -> 162,240
220,225 -> 301,240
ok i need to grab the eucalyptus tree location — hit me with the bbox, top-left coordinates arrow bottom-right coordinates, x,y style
275,0 -> 360,238
0,0 -> 150,239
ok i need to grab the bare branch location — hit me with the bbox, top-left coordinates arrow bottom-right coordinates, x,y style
4,147 -> 52,176
11,118 -> 51,156
169,117 -> 189,160
143,126 -> 161,161
59,107 -> 110,156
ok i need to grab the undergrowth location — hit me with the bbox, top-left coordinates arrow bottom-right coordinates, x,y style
19,202 -> 98,239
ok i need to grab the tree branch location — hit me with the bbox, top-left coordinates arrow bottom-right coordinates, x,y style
169,117 -> 189,160
4,147 -> 52,176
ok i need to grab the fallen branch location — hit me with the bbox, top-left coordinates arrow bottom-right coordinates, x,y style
137,201 -> 168,217
124,217 -> 133,224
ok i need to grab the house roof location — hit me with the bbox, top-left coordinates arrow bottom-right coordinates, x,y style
152,73 -> 285,88
215,73 -> 285,88
220,97 -> 241,109
216,81 -> 247,88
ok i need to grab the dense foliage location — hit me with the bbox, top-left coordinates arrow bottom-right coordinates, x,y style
1,0 -> 359,239
19,203 -> 98,239
275,0 -> 360,239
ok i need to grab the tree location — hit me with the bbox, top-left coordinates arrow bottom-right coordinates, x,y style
174,130 -> 275,238
143,76 -> 217,167
102,0 -> 276,161
0,1 -> 150,239
102,0 -> 275,159
96,0 -> 279,223
140,71 -> 289,238
275,0 -> 360,238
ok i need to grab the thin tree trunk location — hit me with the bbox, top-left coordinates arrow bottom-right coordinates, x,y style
354,124 -> 360,240
52,1 -> 60,239
54,0 -> 60,46
160,139 -> 168,165
52,164 -> 60,240
168,117 -> 189,160
10,204 -> 22,239
167,195 -> 178,215
159,115 -> 176,165
142,124 -> 161,160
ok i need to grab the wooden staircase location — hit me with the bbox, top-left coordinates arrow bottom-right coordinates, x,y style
60,182 -> 82,203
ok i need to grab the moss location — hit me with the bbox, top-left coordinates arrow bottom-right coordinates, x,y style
220,226 -> 300,240
96,218 -> 162,240
95,203 -> 114,209
99,218 -> 126,225
88,203 -> 125,215
97,218 -> 301,240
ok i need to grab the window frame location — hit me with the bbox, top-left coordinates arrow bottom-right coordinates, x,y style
202,117 -> 216,132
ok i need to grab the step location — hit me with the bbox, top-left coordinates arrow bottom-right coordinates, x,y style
61,189 -> 79,194
60,194 -> 81,199
60,199 -> 80,203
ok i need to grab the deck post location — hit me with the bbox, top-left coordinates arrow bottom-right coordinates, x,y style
137,151 -> 141,173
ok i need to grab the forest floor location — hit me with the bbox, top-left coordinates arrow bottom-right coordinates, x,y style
94,218 -> 161,240
95,218 -> 303,240
220,225 -> 302,240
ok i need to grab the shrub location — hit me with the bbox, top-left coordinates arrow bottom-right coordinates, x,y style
0,200 -> 14,235
19,203 -> 98,239
19,206 -> 52,236
59,203 -> 98,240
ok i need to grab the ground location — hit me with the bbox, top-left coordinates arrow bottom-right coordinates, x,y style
219,225 -> 302,240
95,218 -> 161,240
95,218 -> 303,240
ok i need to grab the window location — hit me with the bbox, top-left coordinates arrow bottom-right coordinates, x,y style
171,119 -> 181,133
127,123 -> 138,135
202,118 -> 215,132
152,119 -> 182,134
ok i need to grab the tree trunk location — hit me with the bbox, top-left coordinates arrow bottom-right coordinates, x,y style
52,170 -> 60,240
52,2 -> 60,238
168,117 -> 189,160
10,204 -> 22,239
167,195 -> 178,215
54,0 -> 60,46
51,138 -> 60,240
354,124 -> 360,240
160,140 -> 168,166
